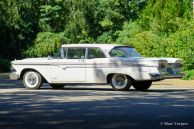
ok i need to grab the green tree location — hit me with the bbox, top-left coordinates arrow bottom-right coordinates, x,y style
0,0 -> 42,59
116,0 -> 194,70
95,0 -> 146,42
139,0 -> 192,33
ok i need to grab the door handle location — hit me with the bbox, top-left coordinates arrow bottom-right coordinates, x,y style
78,59 -> 85,62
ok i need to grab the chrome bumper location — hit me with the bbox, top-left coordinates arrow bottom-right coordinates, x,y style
162,70 -> 185,79
163,68 -> 185,78
9,72 -> 20,80
163,74 -> 185,79
149,73 -> 164,81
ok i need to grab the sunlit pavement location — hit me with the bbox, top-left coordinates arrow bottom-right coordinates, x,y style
0,78 -> 194,129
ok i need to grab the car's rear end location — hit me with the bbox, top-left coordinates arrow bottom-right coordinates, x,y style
162,58 -> 184,78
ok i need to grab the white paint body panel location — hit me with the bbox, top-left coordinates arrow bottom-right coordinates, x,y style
50,59 -> 86,82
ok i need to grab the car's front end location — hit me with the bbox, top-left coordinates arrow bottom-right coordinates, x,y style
9,63 -> 20,80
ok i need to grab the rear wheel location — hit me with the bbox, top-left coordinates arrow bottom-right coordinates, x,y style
133,81 -> 152,91
23,71 -> 43,89
50,84 -> 65,89
110,74 -> 132,91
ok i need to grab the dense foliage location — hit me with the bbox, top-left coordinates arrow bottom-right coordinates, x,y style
116,0 -> 194,70
183,70 -> 194,80
0,0 -> 194,73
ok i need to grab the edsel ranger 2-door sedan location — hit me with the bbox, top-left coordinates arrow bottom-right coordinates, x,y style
9,44 -> 183,91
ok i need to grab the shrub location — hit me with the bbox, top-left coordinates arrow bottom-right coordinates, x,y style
116,20 -> 194,71
183,70 -> 194,80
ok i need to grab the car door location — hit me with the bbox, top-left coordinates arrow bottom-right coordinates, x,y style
51,48 -> 86,83
85,47 -> 107,83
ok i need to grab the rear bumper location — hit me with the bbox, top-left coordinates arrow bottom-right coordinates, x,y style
149,72 -> 185,81
162,69 -> 185,79
163,67 -> 184,79
149,73 -> 164,81
9,72 -> 20,80
163,73 -> 185,79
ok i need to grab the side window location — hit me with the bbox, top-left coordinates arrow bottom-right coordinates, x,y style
66,48 -> 85,59
88,48 -> 105,59
109,48 -> 126,57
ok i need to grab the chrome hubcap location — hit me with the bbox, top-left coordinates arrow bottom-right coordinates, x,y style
27,74 -> 37,85
24,71 -> 39,88
115,75 -> 126,86
112,74 -> 128,89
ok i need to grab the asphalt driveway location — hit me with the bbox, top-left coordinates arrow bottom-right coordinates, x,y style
0,77 -> 194,129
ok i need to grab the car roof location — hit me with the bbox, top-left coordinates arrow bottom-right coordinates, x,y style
62,43 -> 126,51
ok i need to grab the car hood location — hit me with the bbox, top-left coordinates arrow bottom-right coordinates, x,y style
11,58 -> 50,64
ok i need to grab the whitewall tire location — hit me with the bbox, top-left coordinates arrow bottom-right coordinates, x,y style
111,74 -> 132,91
23,71 -> 43,89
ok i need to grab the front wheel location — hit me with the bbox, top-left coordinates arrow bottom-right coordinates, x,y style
23,71 -> 43,89
111,74 -> 132,91
133,81 -> 152,91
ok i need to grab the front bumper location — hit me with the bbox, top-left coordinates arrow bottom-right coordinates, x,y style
9,72 -> 20,80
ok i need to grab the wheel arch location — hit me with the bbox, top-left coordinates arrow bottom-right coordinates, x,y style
20,68 -> 48,83
106,73 -> 135,84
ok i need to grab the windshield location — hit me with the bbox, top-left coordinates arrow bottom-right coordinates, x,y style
109,47 -> 141,57
54,48 -> 63,59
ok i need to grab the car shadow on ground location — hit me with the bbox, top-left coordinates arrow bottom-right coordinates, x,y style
0,79 -> 194,129
46,87 -> 194,93
0,78 -> 193,93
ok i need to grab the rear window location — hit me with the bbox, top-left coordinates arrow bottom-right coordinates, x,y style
109,47 -> 140,57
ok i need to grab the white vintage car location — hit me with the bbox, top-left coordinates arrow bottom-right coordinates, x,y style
9,44 -> 183,91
